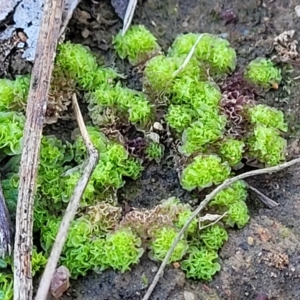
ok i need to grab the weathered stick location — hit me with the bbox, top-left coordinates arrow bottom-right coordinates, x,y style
34,94 -> 99,300
0,179 -> 12,258
247,184 -> 279,208
13,1 -> 64,299
142,157 -> 300,300
59,0 -> 80,37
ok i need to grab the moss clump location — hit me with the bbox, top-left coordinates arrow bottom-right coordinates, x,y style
121,197 -> 198,240
87,83 -> 153,127
171,80 -> 222,107
56,42 -> 119,91
0,75 -> 30,111
166,104 -> 196,132
200,225 -> 228,250
247,125 -> 287,166
73,126 -> 108,164
169,33 -> 237,76
175,209 -> 198,235
145,142 -> 164,162
218,138 -> 245,167
149,227 -> 189,263
224,200 -> 250,228
209,180 -> 250,228
247,104 -> 288,132
168,33 -> 199,57
32,248 -> 47,276
0,112 -> 25,159
0,272 -> 13,300
143,55 -> 178,93
143,55 -> 205,94
113,25 -> 161,65
35,135 -> 74,208
41,220 -> 144,278
181,247 -> 221,281
209,180 -> 248,207
69,132 -> 144,203
104,228 -> 144,272
244,57 -> 282,89
180,154 -> 231,191
181,112 -> 227,155
0,25 -> 291,289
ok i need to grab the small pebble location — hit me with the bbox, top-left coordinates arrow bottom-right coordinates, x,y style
238,242 -> 249,251
184,290 -> 195,300
182,21 -> 188,28
247,236 -> 254,245
153,122 -> 163,131
243,29 -> 250,36
295,5 -> 300,17
81,28 -> 90,39
50,266 -> 70,299
147,132 -> 160,143
270,272 -> 277,278
16,42 -> 25,48
219,33 -> 229,39
151,266 -> 158,273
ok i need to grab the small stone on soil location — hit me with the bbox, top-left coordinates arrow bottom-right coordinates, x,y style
184,290 -> 195,300
247,236 -> 254,245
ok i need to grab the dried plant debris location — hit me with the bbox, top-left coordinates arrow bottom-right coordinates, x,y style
0,30 -> 27,75
0,182 -> 12,258
46,69 -> 76,124
273,30 -> 299,62
263,251 -> 289,270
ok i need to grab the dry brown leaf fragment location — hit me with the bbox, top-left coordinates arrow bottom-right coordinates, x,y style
273,30 -> 299,62
256,227 -> 272,242
264,252 -> 289,270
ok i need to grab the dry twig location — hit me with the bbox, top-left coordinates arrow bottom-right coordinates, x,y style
199,211 -> 228,231
59,0 -> 80,37
247,184 -> 279,208
142,157 -> 300,300
122,0 -> 137,36
35,94 -> 99,300
13,1 -> 64,299
172,34 -> 203,78
0,180 -> 12,258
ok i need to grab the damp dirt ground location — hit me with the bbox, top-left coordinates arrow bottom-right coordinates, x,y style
8,0 -> 300,299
